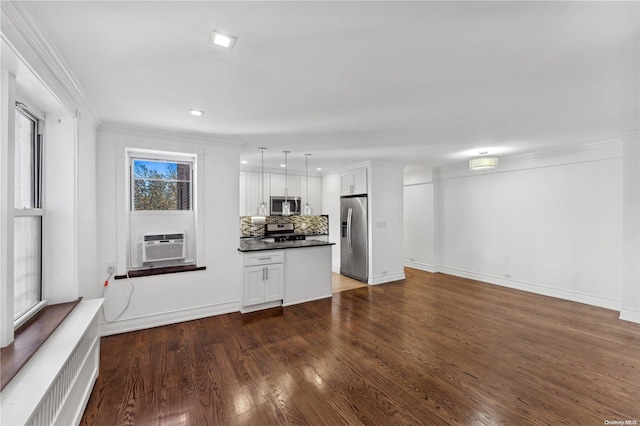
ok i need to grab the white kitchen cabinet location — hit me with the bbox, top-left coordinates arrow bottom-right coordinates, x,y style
270,173 -> 300,197
246,171 -> 270,216
300,175 -> 322,214
239,171 -> 247,216
242,251 -> 284,310
243,264 -> 284,305
340,167 -> 367,195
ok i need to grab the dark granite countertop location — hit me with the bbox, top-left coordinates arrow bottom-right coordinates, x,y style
240,233 -> 329,240
238,239 -> 335,252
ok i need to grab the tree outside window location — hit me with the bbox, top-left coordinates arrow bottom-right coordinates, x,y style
132,159 -> 192,211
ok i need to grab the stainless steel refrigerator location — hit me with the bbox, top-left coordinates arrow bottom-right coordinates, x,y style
340,195 -> 368,282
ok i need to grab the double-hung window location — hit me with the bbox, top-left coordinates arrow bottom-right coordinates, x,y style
13,107 -> 43,323
129,154 -> 196,269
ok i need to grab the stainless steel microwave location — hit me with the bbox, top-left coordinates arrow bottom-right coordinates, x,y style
270,196 -> 301,216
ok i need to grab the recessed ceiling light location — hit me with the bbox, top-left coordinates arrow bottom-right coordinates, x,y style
280,164 -> 286,168
241,160 -> 248,164
189,109 -> 204,117
211,31 -> 236,49
316,167 -> 322,171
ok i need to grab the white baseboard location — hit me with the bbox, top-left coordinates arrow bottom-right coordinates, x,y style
241,300 -> 282,314
368,271 -> 406,285
620,307 -> 640,324
332,264 -> 340,274
404,260 -> 437,273
439,266 -> 622,312
283,293 -> 332,307
100,300 -> 241,336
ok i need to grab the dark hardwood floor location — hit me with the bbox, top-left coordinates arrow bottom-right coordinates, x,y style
81,268 -> 640,425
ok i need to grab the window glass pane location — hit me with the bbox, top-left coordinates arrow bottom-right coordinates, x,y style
14,216 -> 42,320
15,111 -> 36,209
132,159 -> 192,210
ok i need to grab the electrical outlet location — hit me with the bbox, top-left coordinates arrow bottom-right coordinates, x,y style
504,273 -> 512,279
107,264 -> 115,274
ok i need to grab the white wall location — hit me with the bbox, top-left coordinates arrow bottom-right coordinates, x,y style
322,172 -> 341,272
76,115 -> 98,299
404,183 -> 435,272
621,134 -> 640,322
435,142 -> 623,311
43,115 -> 77,303
369,162 -> 405,284
97,125 -> 244,335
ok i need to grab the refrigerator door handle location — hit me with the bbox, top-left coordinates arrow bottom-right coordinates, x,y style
347,207 -> 353,254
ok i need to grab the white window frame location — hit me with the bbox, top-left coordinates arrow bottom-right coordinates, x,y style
13,105 -> 46,328
114,142 -> 205,275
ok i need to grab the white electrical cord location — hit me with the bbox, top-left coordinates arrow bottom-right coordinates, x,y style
102,270 -> 135,323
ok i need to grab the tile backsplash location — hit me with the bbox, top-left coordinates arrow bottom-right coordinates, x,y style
240,215 -> 329,238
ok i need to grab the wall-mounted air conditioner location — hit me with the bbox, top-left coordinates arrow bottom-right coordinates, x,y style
142,233 -> 185,263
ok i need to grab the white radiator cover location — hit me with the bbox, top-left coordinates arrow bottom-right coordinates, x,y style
1,299 -> 103,426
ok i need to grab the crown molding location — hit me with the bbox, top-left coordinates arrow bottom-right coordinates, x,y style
98,122 -> 244,149
1,1 -> 99,124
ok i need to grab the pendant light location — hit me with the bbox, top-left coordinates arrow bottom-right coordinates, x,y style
303,154 -> 313,216
257,147 -> 268,216
282,151 -> 291,216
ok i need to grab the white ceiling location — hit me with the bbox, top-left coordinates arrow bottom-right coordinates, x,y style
18,1 -> 639,173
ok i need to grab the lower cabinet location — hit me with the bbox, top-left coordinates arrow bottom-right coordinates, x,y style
243,263 -> 284,306
242,251 -> 284,311
241,246 -> 333,313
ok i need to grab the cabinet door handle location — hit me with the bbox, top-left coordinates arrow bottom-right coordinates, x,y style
263,266 -> 266,281
258,257 -> 271,260
265,267 -> 269,280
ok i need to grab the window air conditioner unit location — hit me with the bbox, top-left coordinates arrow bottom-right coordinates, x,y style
143,233 -> 185,263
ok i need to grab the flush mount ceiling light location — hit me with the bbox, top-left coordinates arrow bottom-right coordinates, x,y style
189,109 -> 204,117
211,31 -> 236,49
469,156 -> 499,170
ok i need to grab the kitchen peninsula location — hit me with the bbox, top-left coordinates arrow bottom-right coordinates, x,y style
238,216 -> 335,313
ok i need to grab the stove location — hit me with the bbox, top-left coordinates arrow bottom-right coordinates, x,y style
265,223 -> 306,242
273,234 -> 306,242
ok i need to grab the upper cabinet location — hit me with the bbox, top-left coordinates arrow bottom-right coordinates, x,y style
340,167 -> 367,196
270,174 -> 300,197
240,171 -> 321,215
246,171 -> 270,216
239,171 -> 247,216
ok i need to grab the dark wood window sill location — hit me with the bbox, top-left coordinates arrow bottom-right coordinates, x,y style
1,298 -> 82,391
115,265 -> 206,280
